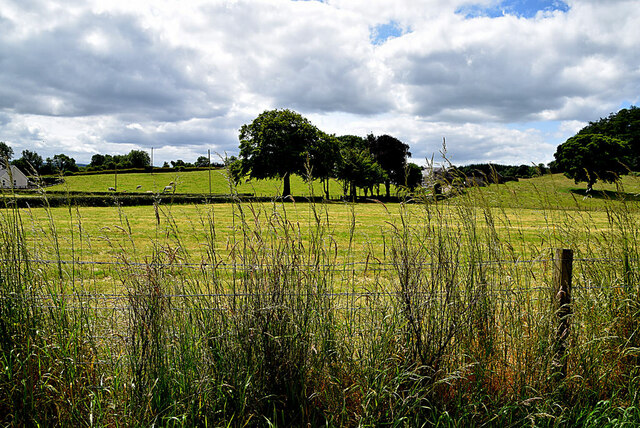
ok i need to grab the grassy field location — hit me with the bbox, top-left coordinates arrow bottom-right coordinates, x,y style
45,169 -> 354,198
1,172 -> 639,426
44,169 -> 640,203
20,173 -> 640,264
467,173 -> 640,210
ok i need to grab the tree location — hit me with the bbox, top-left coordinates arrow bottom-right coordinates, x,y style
335,136 -> 385,200
170,159 -> 189,169
404,163 -> 423,190
44,154 -> 79,174
576,106 -> 640,170
238,109 -> 321,197
553,134 -> 631,192
90,154 -> 107,169
225,156 -> 244,186
195,156 -> 210,168
127,150 -> 151,169
367,134 -> 411,197
12,150 -> 44,174
307,132 -> 340,199
0,142 -> 14,163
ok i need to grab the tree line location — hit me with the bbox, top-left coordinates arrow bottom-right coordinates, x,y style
0,142 -> 79,175
9,105 -> 636,194
0,144 -> 225,176
88,152 -> 224,171
229,109 -> 423,199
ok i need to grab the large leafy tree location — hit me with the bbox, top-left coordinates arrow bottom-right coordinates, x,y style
367,134 -> 411,198
12,150 -> 44,174
195,156 -> 210,168
307,131 -> 340,199
576,106 -> 640,170
43,153 -> 79,175
553,134 -> 631,192
238,109 -> 321,197
404,163 -> 424,190
90,154 -> 107,169
127,150 -> 151,169
0,142 -> 14,164
336,135 -> 385,200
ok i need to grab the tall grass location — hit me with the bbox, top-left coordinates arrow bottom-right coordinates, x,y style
0,171 -> 639,426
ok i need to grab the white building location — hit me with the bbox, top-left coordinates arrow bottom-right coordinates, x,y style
0,165 -> 29,189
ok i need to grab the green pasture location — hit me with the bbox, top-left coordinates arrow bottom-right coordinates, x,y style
44,169 -> 640,208
45,169 -> 352,198
5,172 -> 639,295
3,171 -> 640,425
14,193 -> 637,296
463,172 -> 640,210
17,172 -> 640,264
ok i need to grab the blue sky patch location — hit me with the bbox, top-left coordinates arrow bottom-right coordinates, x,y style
370,21 -> 404,45
457,0 -> 570,19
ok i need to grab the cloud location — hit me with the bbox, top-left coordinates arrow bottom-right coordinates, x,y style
381,2 -> 640,123
0,7 -> 232,121
0,0 -> 638,166
309,112 -> 555,165
196,0 -> 394,114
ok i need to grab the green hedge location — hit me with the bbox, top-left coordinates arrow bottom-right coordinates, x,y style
0,193 -> 254,208
0,192 -> 407,208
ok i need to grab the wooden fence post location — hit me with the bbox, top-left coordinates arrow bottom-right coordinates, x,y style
552,248 -> 573,381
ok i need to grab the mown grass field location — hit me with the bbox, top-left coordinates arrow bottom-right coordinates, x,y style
13,173 -> 640,295
23,172 -> 640,260
45,169 -> 351,197
2,171 -> 640,426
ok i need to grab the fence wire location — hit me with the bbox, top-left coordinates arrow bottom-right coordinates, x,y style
1,256 -> 634,309
2,254 -> 636,376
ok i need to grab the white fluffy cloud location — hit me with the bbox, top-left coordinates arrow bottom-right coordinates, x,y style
0,0 -> 638,166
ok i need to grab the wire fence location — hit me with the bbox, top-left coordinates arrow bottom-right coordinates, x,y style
2,255 -> 634,305
2,252 -> 636,378
1,255 -> 634,269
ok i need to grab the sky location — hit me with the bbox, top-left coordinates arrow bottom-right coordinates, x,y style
0,0 -> 638,167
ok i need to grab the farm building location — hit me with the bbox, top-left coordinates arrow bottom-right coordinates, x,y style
0,165 -> 29,189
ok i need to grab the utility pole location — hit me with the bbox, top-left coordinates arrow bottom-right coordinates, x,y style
208,149 -> 212,195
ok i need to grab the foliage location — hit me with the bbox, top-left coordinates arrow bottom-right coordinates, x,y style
171,159 -> 191,169
42,153 -> 79,175
12,150 -> 44,174
238,109 -> 321,197
367,133 -> 411,197
307,132 -> 340,199
576,105 -> 640,170
0,142 -> 13,163
195,155 -> 210,168
335,135 -> 386,199
404,162 -> 424,189
456,163 -> 542,181
225,156 -> 244,186
127,149 -> 151,169
554,134 -> 631,191
89,149 -> 151,170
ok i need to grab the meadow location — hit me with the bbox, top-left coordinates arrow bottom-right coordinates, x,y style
1,172 -> 639,426
46,168 -> 350,198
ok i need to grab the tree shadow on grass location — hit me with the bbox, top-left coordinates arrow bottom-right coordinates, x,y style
570,188 -> 640,202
